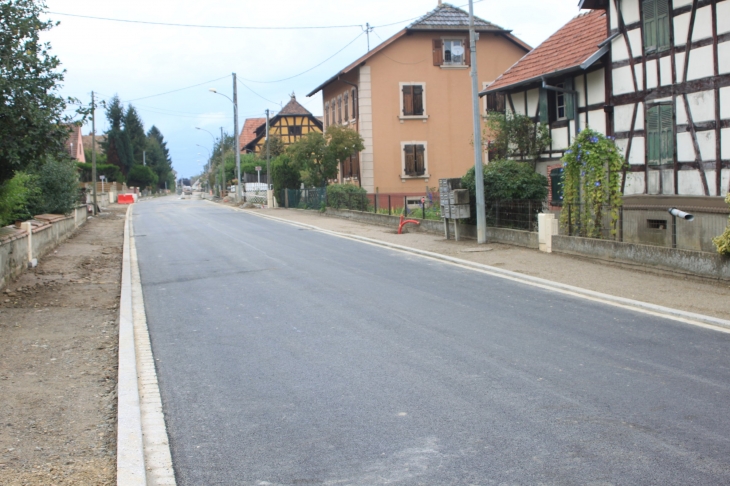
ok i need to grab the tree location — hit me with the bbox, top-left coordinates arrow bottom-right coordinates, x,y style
287,127 -> 364,188
28,156 -> 79,215
485,111 -> 551,166
325,125 -> 365,172
0,0 -> 79,185
257,135 -> 285,161
270,154 -> 301,194
126,165 -> 158,189
102,95 -> 133,175
124,105 -> 146,166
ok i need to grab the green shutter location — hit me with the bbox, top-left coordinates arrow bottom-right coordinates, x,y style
647,105 -> 660,165
539,89 -> 549,124
643,0 -> 657,52
564,78 -> 574,120
660,104 -> 673,165
656,0 -> 670,50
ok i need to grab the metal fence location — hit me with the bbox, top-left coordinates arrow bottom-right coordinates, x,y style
553,204 -> 729,253
485,200 -> 544,232
282,188 -> 326,210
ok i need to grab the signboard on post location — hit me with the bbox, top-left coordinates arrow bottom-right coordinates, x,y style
439,178 -> 471,240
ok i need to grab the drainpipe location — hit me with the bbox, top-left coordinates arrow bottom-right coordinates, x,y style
541,77 -> 580,137
338,76 -> 362,187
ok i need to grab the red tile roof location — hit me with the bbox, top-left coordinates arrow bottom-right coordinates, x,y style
239,118 -> 266,150
485,10 -> 607,93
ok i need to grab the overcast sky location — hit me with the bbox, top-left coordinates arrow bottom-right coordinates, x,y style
42,0 -> 583,180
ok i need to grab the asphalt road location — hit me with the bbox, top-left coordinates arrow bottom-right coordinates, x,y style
133,197 -> 730,485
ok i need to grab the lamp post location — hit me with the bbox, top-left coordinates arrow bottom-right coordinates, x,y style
209,78 -> 241,203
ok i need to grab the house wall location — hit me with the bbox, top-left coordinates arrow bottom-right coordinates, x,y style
610,0 -> 730,197
251,115 -> 321,154
322,30 -> 527,193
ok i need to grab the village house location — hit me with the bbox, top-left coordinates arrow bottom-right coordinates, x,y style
240,94 -> 323,155
64,124 -> 85,162
482,0 -> 730,200
306,2 -> 531,193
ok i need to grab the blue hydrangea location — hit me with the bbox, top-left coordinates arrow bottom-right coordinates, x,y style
595,181 -> 601,186
590,136 -> 599,143
565,149 -> 572,154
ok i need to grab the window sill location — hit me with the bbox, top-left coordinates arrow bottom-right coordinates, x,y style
401,174 -> 430,182
440,64 -> 468,70
399,115 -> 428,123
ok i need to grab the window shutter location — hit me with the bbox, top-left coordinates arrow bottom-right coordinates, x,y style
412,85 -> 424,116
465,42 -> 471,66
432,39 -> 444,66
656,0 -> 669,50
643,0 -> 657,51
404,145 -> 416,175
344,92 -> 349,121
539,89 -> 549,124
324,103 -> 329,126
415,145 -> 426,175
402,85 -> 413,116
352,88 -> 357,120
564,78 -> 575,120
646,105 -> 660,165
660,104 -> 673,165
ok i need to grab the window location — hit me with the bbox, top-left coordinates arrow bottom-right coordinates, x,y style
549,167 -> 564,206
344,92 -> 349,122
288,125 -> 302,136
401,84 -> 425,117
324,102 -> 329,127
443,39 -> 465,65
337,96 -> 342,124
646,104 -> 673,166
342,151 -> 359,179
556,83 -> 567,120
486,92 -> 505,114
539,78 -> 574,124
351,88 -> 357,120
643,0 -> 670,53
331,99 -> 336,127
402,143 -> 426,177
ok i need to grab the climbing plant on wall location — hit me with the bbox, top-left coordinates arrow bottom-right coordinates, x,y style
712,194 -> 730,255
560,129 -> 626,238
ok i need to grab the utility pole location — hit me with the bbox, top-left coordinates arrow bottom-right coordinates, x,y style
143,150 -> 146,166
91,91 -> 98,216
265,109 -> 270,187
468,0 -> 487,244
364,23 -> 373,51
233,73 -> 241,203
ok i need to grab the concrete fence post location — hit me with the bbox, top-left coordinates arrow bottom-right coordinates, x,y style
20,222 -> 37,268
538,213 -> 558,253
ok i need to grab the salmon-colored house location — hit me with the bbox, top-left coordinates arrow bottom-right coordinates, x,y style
307,2 -> 530,193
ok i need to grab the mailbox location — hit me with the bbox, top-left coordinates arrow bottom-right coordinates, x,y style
439,178 -> 471,220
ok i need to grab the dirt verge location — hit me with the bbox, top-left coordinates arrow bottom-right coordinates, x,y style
0,206 -> 126,485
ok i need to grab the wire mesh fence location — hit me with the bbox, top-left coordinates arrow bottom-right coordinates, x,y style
485,200 -> 544,232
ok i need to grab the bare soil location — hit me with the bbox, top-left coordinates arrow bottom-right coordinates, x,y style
0,206 -> 126,485
252,207 -> 730,321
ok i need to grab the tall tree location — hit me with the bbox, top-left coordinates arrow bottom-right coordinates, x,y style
124,105 -> 146,166
102,95 -> 133,174
0,0 -> 78,184
145,126 -> 173,189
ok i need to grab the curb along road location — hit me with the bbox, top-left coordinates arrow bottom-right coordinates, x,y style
117,204 -> 176,485
221,204 -> 730,334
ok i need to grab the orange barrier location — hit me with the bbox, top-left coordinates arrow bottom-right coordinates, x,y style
398,214 -> 420,234
118,194 -> 135,204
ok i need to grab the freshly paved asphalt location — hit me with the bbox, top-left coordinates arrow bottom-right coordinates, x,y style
133,197 -> 730,485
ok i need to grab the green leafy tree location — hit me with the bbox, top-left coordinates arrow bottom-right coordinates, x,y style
0,171 -> 40,226
76,162 -> 122,183
288,132 -> 330,187
27,156 -> 79,215
102,95 -> 133,175
0,0 -> 80,185
126,165 -> 158,189
257,135 -> 285,161
270,154 -> 301,194
83,147 -> 107,166
462,159 -> 548,202
560,129 -> 625,238
124,105 -> 146,166
485,111 -> 551,165
325,125 -> 365,173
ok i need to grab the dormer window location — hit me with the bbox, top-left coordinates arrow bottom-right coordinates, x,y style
443,39 -> 465,65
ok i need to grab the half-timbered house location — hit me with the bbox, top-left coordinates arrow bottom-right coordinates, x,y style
242,95 -> 323,154
483,0 -> 730,200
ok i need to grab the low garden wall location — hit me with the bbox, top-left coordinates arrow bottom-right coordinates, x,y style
323,208 -> 539,249
552,234 -> 730,281
0,206 -> 87,289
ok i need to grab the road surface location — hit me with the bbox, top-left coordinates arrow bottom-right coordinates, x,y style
132,197 -> 730,485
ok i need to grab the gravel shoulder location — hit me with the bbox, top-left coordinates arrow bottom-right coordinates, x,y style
248,207 -> 730,321
0,206 -> 126,485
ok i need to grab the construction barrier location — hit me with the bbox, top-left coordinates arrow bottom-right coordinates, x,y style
118,194 -> 135,204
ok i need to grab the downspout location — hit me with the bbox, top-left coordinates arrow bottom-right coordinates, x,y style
338,75 -> 362,187
541,77 -> 580,138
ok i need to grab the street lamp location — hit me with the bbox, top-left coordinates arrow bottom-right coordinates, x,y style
209,86 -> 241,203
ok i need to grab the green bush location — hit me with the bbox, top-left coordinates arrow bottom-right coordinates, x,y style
0,171 -> 40,226
270,154 -> 301,194
712,194 -> 730,255
462,159 -> 548,202
326,183 -> 367,209
126,165 -> 158,188
76,162 -> 123,183
30,157 -> 79,215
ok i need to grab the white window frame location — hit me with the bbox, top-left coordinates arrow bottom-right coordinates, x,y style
555,82 -> 567,121
400,141 -> 429,180
442,37 -> 467,67
398,82 -> 428,121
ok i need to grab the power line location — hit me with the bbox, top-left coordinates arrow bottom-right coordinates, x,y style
124,75 -> 230,102
236,79 -> 280,106
47,11 -> 362,30
238,32 -> 365,84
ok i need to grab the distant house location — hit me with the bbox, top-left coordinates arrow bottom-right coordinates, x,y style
64,125 -> 85,162
241,95 -> 323,154
82,132 -> 106,156
483,0 -> 730,199
307,2 -> 530,192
